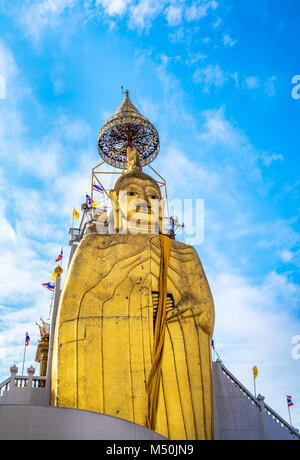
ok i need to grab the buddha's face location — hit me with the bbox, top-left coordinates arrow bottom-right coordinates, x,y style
111,177 -> 163,234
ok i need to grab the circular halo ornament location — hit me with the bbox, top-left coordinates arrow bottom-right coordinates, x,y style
98,90 -> 160,169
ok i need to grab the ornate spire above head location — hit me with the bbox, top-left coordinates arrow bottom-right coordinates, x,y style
98,90 -> 160,169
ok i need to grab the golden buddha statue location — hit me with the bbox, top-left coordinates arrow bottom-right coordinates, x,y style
51,92 -> 215,440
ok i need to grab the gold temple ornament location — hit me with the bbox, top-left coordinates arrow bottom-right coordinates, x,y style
51,265 -> 63,282
35,318 -> 50,377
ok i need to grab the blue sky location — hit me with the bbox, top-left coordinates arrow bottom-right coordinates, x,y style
0,0 -> 299,430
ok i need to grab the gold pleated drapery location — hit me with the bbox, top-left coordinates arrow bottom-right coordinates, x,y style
145,235 -> 171,430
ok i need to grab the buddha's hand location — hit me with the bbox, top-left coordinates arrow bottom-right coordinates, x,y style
166,294 -> 215,337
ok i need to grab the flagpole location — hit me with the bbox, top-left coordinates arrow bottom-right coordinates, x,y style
21,335 -> 26,376
253,376 -> 257,398
212,342 -> 222,361
215,350 -> 222,361
288,404 -> 293,426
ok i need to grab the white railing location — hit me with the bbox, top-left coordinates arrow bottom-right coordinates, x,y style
0,378 -> 10,397
219,361 -> 261,409
217,360 -> 300,440
263,402 -> 300,439
0,365 -> 47,398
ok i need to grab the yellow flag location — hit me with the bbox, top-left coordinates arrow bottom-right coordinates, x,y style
253,366 -> 258,380
91,201 -> 99,208
73,207 -> 80,219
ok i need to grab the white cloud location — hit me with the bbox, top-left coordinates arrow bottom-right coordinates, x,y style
185,0 -> 218,22
211,270 -> 300,418
152,58 -> 195,128
194,64 -> 227,92
244,76 -> 277,96
223,33 -> 237,47
0,42 -> 28,156
0,76 -> 5,99
212,16 -> 221,28
0,40 -> 26,101
0,39 -> 98,380
129,0 -> 165,30
158,143 -> 220,197
53,114 -> 91,142
280,249 -> 300,268
11,0 -> 220,38
212,272 -> 298,341
260,151 -> 284,167
198,107 -> 247,148
265,76 -> 276,97
165,5 -> 182,26
255,219 -> 299,252
96,0 -> 132,16
0,185 -> 61,308
0,41 -> 18,80
245,76 -> 260,89
19,0 -> 77,40
37,0 -> 76,15
185,51 -> 207,65
280,250 -> 294,263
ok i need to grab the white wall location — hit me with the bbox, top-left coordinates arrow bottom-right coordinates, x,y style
0,405 -> 166,440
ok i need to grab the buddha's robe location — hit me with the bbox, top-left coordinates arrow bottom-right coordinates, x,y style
51,233 -> 215,440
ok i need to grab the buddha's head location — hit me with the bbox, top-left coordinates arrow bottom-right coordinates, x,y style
110,148 -> 163,234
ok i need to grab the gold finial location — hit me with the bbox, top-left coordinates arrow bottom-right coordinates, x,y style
51,265 -> 63,282
121,86 -> 128,96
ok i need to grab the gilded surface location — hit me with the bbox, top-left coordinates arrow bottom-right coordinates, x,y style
51,233 -> 215,440
35,318 -> 50,377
